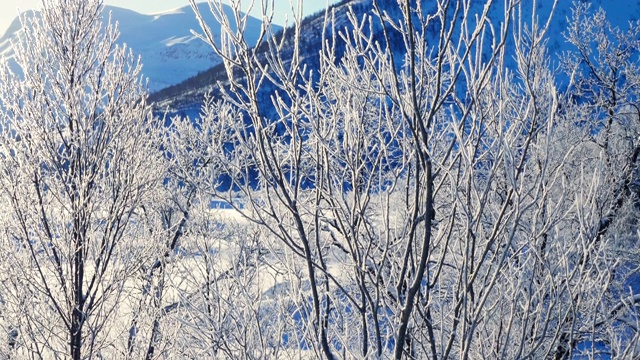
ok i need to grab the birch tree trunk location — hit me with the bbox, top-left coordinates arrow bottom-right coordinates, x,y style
0,0 -> 164,358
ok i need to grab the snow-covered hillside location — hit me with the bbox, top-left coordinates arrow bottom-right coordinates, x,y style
0,2 -> 280,92
150,0 -> 640,114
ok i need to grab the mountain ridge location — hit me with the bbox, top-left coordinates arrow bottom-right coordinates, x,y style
149,0 -> 640,116
0,2 -> 281,93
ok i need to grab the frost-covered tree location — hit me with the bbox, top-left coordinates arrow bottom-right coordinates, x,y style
0,0 -> 164,358
171,0 -> 640,358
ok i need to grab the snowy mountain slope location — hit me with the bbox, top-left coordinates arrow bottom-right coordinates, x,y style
0,2 -> 281,92
149,0 -> 359,114
150,0 -> 640,114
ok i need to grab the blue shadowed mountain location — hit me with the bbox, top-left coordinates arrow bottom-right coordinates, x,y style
149,0 -> 640,117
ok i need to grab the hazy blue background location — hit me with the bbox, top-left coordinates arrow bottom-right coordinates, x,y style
0,0 -> 340,36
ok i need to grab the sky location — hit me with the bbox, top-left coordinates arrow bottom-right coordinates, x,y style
0,0 -> 340,37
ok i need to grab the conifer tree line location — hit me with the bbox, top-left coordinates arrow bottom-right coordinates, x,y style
0,0 -> 639,358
